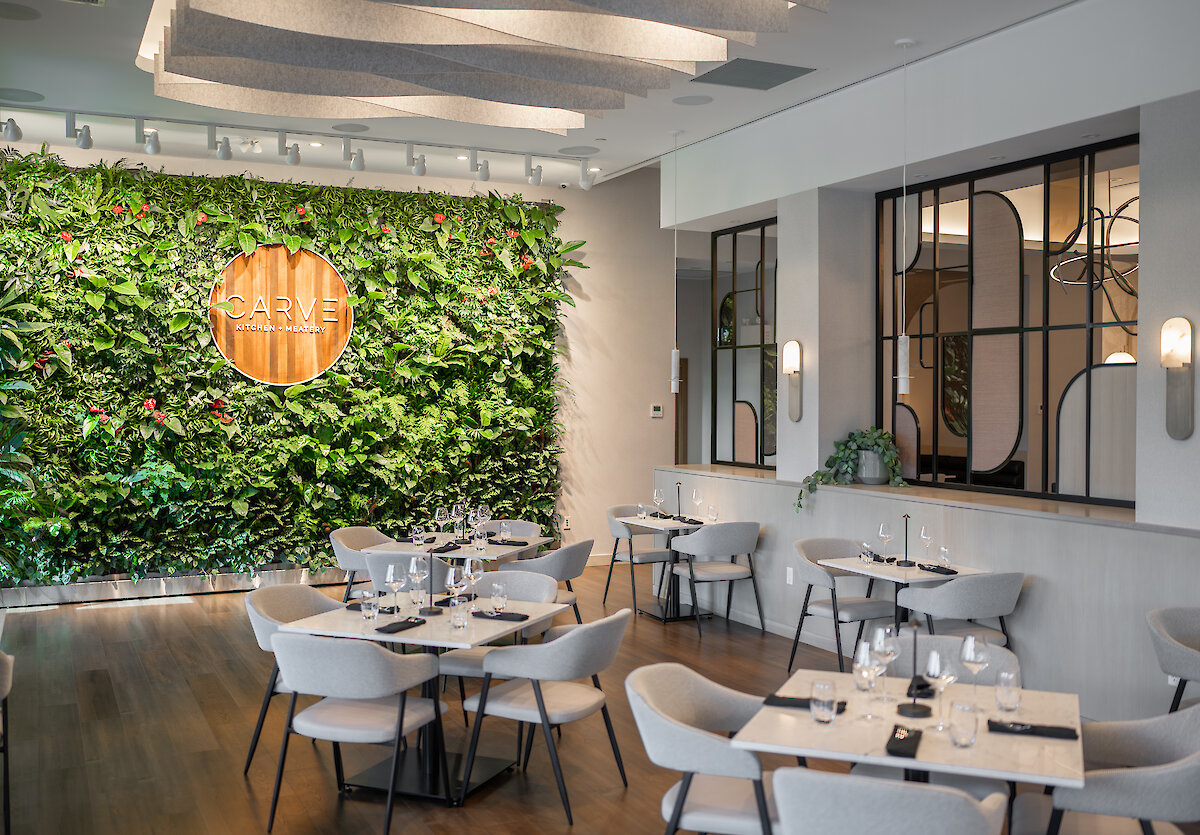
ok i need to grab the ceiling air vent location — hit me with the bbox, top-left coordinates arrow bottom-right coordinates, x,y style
691,59 -> 814,91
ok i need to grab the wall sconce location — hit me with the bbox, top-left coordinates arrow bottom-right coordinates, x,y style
1161,316 -> 1194,440
782,340 -> 802,421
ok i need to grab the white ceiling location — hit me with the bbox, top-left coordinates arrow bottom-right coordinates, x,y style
0,0 -> 1083,185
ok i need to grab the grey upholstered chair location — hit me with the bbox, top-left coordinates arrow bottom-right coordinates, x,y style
671,522 -> 764,636
363,552 -> 451,598
329,525 -> 395,602
602,504 -> 669,613
0,650 -> 11,835
773,767 -> 1006,835
1146,608 -> 1200,712
243,584 -> 342,775
480,518 -> 543,539
897,572 -> 1024,650
268,632 -> 449,833
459,608 -> 632,823
1010,704 -> 1200,835
500,539 -> 592,623
790,539 -> 893,671
626,662 -> 776,835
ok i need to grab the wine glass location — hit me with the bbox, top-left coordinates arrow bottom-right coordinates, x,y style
959,634 -> 990,708
652,488 -> 665,515
408,555 -> 429,609
410,524 -> 426,547
691,488 -> 703,518
465,557 -> 485,611
852,640 -> 884,720
919,525 -> 933,560
925,650 -> 958,731
877,522 -> 893,554
434,506 -> 449,534
451,503 -> 466,540
707,505 -> 718,523
446,565 -> 467,605
871,626 -> 900,702
477,503 -> 492,525
384,563 -> 405,615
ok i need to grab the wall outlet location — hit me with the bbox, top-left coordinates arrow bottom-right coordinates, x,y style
1169,675 -> 1181,687
786,566 -> 794,585
562,516 -> 571,530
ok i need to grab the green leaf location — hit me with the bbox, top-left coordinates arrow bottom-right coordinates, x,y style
52,343 -> 72,371
169,313 -> 190,333
92,335 -> 115,350
239,231 -> 256,256
128,331 -> 150,345
83,292 -> 104,310
283,234 -> 302,254
109,281 -> 140,296
231,499 -> 249,517
164,416 -> 185,435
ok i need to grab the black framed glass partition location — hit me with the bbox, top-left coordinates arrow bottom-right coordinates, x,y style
877,136 -> 1139,505
712,218 -> 777,468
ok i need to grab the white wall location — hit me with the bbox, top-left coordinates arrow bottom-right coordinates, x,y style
8,141 -> 676,557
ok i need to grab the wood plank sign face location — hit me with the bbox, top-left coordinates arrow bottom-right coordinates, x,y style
208,245 -> 353,386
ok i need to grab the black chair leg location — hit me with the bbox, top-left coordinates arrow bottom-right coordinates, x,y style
516,722 -> 523,763
342,570 -> 356,603
594,676 -> 627,786
665,772 -> 693,835
1046,807 -> 1064,835
332,741 -> 345,794
830,592 -> 845,672
747,556 -> 765,633
458,676 -> 469,725
383,694 -> 407,831
628,539 -> 639,614
603,539 -> 619,604
685,559 -> 702,637
926,614 -> 936,635
2,698 -> 8,835
533,681 -> 572,825
753,779 -> 771,835
458,675 -> 492,807
854,620 -> 867,649
244,663 -> 280,775
1139,820 -> 1156,835
522,719 -> 537,770
1170,679 -> 1188,713
789,586 -> 814,673
266,693 -> 298,833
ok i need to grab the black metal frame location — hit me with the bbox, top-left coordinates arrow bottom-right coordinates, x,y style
875,135 -> 1139,507
710,217 -> 778,469
1,695 -> 8,835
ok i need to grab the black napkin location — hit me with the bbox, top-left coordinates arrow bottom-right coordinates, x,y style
886,725 -> 923,758
454,537 -> 473,545
649,511 -> 671,518
488,538 -> 528,546
919,563 -> 959,575
472,610 -> 529,622
434,593 -> 478,607
872,554 -> 898,564
987,720 -> 1078,740
345,602 -> 397,614
431,542 -> 460,554
764,694 -> 847,713
906,677 -> 936,699
375,617 -> 425,634
674,517 -> 704,526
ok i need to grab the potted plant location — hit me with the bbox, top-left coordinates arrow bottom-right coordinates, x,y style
794,426 -> 906,509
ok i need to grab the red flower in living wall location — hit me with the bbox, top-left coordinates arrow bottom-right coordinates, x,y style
211,410 -> 221,416
143,399 -> 156,410
506,230 -> 519,238
60,231 -> 73,241
196,212 -> 207,224
210,398 -> 226,409
296,207 -> 307,216
520,255 -> 533,266
98,415 -> 109,424
479,249 -> 491,256
61,340 -> 72,348
89,406 -> 103,414
454,215 -> 461,222
488,287 -> 498,295
485,237 -> 497,247
433,213 -> 446,223
140,204 -> 150,212
69,268 -> 84,278
32,362 -> 43,370
153,411 -> 165,425
220,415 -> 233,424
135,212 -> 146,219
381,225 -> 393,234
112,206 -> 124,213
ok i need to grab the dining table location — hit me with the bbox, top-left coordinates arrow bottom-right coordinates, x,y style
615,513 -> 707,623
817,555 -> 991,627
279,594 -> 570,803
733,667 -> 1084,789
362,530 -> 553,564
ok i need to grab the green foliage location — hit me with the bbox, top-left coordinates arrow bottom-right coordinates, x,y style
794,426 -> 906,510
0,150 -> 583,584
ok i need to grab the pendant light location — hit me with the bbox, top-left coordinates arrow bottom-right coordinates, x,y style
895,38 -> 915,397
669,130 -> 683,395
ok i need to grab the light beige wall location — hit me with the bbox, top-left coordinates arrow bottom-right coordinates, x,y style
9,142 -> 675,557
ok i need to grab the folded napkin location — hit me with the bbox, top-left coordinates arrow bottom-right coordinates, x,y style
987,720 -> 1078,739
906,677 -> 936,699
919,563 -> 959,575
434,593 -> 477,607
345,602 -> 397,614
764,694 -> 848,713
430,542 -> 460,554
648,511 -> 671,519
375,617 -> 425,634
488,538 -> 528,547
872,554 -> 898,564
472,610 -> 529,622
454,537 -> 473,545
674,517 -> 705,526
887,725 -> 923,758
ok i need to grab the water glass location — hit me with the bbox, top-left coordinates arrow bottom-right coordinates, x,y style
356,590 -> 379,621
454,519 -> 466,541
449,598 -> 468,629
949,702 -> 978,748
477,503 -> 492,524
707,505 -> 718,523
811,680 -> 836,724
410,524 -> 426,546
499,520 -> 512,541
996,670 -> 1021,712
938,545 -> 952,568
637,504 -> 648,519
473,525 -> 487,552
859,541 -> 872,565
490,582 -> 508,613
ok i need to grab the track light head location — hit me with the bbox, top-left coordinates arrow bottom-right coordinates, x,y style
578,160 -> 596,190
216,136 -> 232,160
75,124 -> 93,150
475,159 -> 490,182
412,154 -> 426,176
528,165 -> 543,186
286,143 -> 300,166
349,149 -> 364,171
3,118 -> 21,142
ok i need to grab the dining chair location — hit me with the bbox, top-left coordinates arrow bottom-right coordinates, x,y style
329,525 -> 395,602
0,650 -> 11,835
242,584 -> 342,775
459,608 -> 632,823
363,552 -> 452,598
626,662 -> 776,835
790,539 -> 893,671
1010,704 -> 1200,835
773,767 -> 1007,835
268,632 -> 450,833
1146,608 -> 1200,712
499,539 -> 592,623
480,519 -> 543,539
897,572 -> 1025,651
602,504 -> 669,613
671,522 -> 764,636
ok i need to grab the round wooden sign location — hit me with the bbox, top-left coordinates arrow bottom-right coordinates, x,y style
208,245 -> 353,386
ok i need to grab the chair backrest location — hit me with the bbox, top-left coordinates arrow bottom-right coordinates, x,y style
484,608 -> 631,681
672,522 -> 760,559
329,526 -> 394,572
499,539 -> 592,583
245,583 -> 343,652
480,519 -> 543,538
363,553 -> 452,595
607,504 -> 640,538
900,572 -> 1025,620
473,570 -> 558,603
272,632 -> 437,700
0,651 -> 12,701
625,662 -> 764,780
1147,608 -> 1200,680
885,634 -> 1020,687
772,767 -> 1004,835
793,538 -> 860,590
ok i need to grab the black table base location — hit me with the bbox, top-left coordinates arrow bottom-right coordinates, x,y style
637,600 -> 712,623
345,750 -> 513,805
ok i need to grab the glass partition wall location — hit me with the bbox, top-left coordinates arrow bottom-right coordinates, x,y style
877,137 -> 1139,505
712,219 -> 778,468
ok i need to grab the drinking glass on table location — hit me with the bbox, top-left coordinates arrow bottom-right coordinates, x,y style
473,525 -> 487,552
652,488 -> 665,515
996,670 -> 1021,713
852,640 -> 884,720
949,701 -> 978,748
434,506 -> 449,533
449,596 -> 468,629
490,582 -> 508,614
691,488 -> 704,518
446,565 -> 467,605
920,525 -> 933,560
451,504 -> 466,539
926,650 -> 958,732
411,524 -> 426,547
637,504 -> 648,520
859,541 -> 872,566
354,590 -> 379,621
465,558 -> 485,611
408,556 -> 429,609
871,626 -> 900,702
384,563 -> 405,614
477,503 -> 492,526
811,680 -> 837,724
499,520 -> 512,542
707,505 -> 719,523
938,545 -> 953,569
877,522 -> 893,553
959,634 -> 990,709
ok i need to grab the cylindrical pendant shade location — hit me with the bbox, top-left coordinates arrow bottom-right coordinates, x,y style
896,334 -> 911,396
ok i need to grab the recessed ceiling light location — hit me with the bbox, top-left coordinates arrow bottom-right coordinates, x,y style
558,145 -> 600,155
0,3 -> 40,21
309,141 -> 323,147
588,166 -> 601,172
0,87 -> 43,103
332,123 -> 369,133
1081,133 -> 1100,139
672,95 -> 713,106
456,154 -> 468,160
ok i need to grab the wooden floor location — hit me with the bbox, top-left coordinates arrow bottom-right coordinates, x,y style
1,564 -> 843,834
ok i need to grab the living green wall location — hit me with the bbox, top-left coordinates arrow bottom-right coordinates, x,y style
0,149 -> 582,584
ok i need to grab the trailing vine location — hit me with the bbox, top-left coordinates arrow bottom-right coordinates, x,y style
0,150 -> 583,584
794,426 -> 906,510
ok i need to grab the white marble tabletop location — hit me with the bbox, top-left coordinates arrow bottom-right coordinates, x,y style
732,668 -> 1084,788
616,515 -> 708,534
361,530 -> 553,562
818,555 -> 990,585
280,596 -> 570,650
